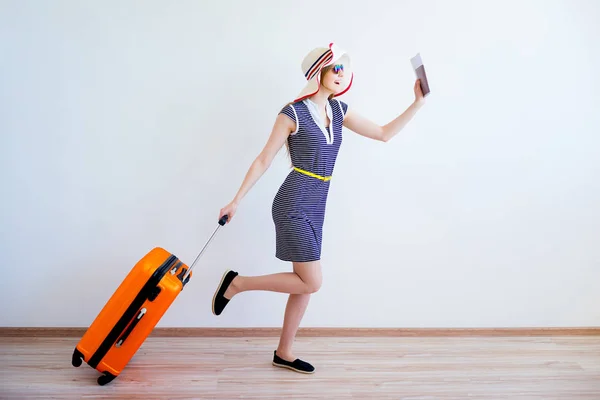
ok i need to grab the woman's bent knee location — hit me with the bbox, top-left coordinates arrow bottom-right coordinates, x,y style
302,272 -> 322,293
305,278 -> 322,293
293,261 -> 322,294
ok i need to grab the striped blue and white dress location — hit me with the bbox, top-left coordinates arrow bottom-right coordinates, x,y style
271,97 -> 349,262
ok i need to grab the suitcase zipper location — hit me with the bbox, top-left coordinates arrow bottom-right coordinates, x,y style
88,254 -> 178,369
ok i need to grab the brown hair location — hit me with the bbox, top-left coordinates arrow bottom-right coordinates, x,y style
282,65 -> 335,164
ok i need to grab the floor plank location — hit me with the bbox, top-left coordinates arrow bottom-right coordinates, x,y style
1,336 -> 599,399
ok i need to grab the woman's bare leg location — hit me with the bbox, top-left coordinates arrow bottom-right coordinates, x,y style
276,261 -> 322,361
214,261 -> 321,372
224,260 -> 321,298
221,261 -> 322,362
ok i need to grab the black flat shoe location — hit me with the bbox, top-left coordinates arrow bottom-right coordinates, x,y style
272,350 -> 315,374
212,270 -> 238,316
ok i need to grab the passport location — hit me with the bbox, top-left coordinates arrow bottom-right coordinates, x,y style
410,53 -> 431,97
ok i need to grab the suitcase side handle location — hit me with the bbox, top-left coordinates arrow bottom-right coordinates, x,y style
181,215 -> 229,284
115,307 -> 146,347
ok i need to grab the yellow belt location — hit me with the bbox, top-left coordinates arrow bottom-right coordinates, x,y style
293,167 -> 332,181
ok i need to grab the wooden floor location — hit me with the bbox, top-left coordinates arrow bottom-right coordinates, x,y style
1,335 -> 600,399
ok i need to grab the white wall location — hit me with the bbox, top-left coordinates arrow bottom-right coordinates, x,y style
1,0 -> 599,329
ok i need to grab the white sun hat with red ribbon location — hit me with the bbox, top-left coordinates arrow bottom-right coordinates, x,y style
293,42 -> 353,103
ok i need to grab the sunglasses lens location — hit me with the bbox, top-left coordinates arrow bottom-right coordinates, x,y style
333,64 -> 344,73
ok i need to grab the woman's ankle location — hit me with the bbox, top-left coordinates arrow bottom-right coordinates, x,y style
225,276 -> 241,298
275,347 -> 294,361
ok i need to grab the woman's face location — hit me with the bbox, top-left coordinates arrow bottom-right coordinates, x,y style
321,64 -> 346,93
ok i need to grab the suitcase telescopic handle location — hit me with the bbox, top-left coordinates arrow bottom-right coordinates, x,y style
182,214 -> 229,283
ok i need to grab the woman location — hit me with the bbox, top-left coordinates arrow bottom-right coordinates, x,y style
211,43 -> 426,374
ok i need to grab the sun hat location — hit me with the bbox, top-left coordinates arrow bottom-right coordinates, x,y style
293,42 -> 353,103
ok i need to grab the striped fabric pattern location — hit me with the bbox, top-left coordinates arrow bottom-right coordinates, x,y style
271,98 -> 348,262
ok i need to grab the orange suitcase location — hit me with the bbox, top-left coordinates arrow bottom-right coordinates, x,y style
71,215 -> 228,385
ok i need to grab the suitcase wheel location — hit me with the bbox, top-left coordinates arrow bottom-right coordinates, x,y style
71,348 -> 84,367
97,371 -> 117,386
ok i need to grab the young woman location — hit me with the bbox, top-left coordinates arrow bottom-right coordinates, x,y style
211,43 -> 426,374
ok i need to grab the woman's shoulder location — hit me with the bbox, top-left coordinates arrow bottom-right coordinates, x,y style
280,100 -> 301,112
329,98 -> 349,117
280,100 -> 310,119
279,101 -> 301,128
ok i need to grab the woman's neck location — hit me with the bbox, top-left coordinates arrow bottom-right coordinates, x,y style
309,90 -> 332,109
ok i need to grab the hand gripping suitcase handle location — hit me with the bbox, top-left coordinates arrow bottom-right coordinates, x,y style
218,215 -> 229,226
182,214 -> 229,283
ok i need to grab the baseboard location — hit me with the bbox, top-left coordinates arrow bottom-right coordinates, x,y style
1,327 -> 599,338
